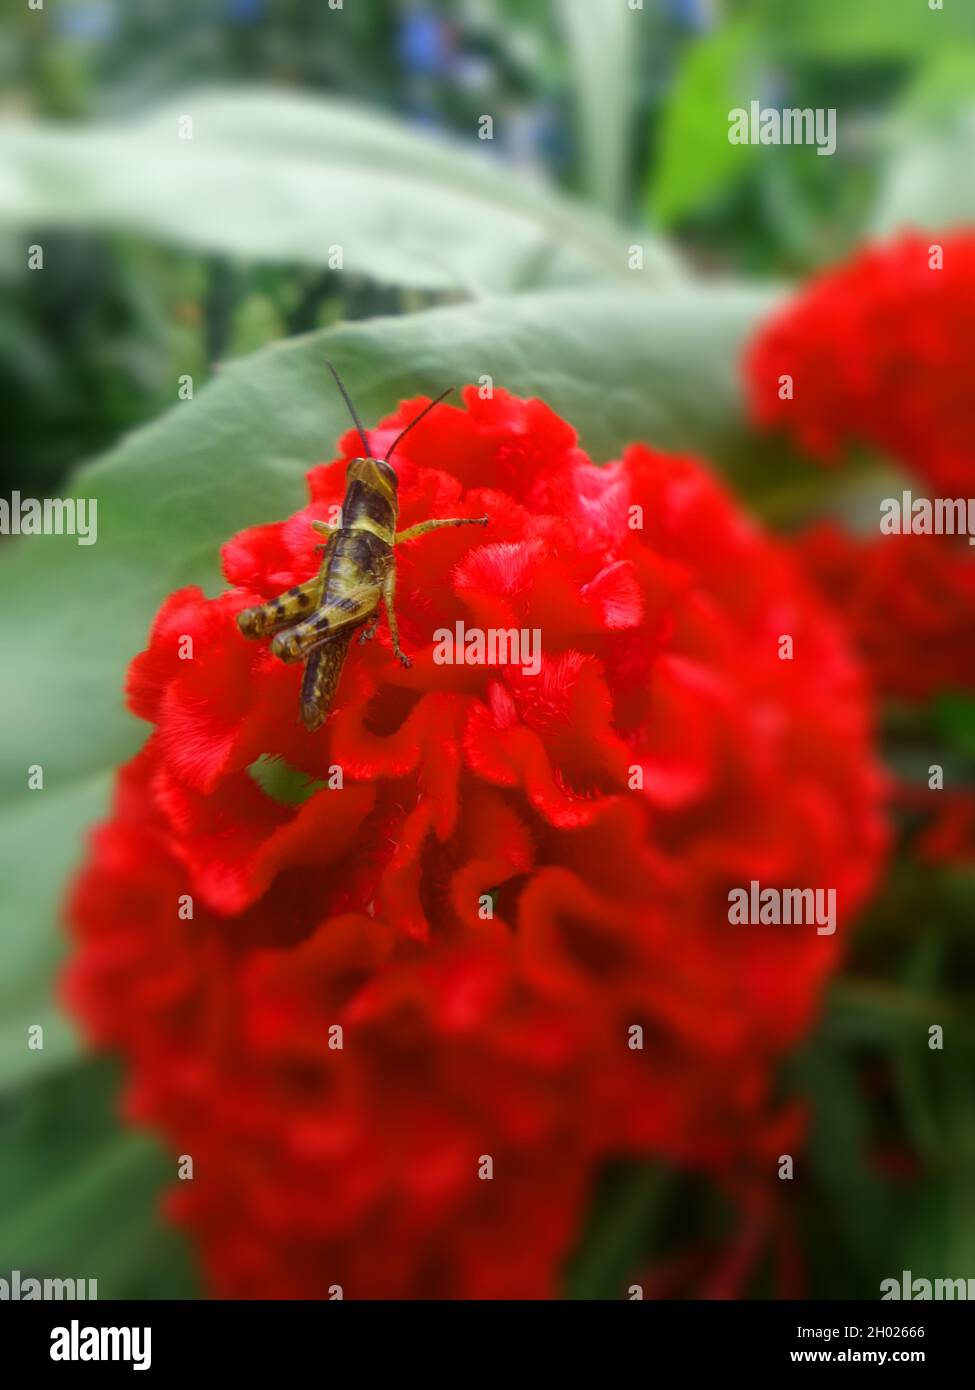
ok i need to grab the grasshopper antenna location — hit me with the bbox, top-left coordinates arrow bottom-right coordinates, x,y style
325,360 -> 372,458
385,387 -> 454,463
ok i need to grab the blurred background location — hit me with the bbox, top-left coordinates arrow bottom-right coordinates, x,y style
0,0 -> 973,1299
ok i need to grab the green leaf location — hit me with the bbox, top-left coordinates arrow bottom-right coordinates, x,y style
247,755 -> 327,808
789,1036 -> 896,1280
649,21 -> 759,226
0,773 -> 111,1087
0,89 -> 677,293
827,979 -> 975,1050
0,1059 -> 199,1298
564,1163 -> 672,1299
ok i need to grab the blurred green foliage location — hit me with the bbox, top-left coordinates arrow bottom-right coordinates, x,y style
4,0 -> 975,490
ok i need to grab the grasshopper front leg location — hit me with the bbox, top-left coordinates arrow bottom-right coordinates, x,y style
384,514 -> 488,665
379,562 -> 411,668
311,518 -> 338,556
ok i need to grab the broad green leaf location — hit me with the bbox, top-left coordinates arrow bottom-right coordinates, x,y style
0,1059 -> 198,1298
649,21 -> 759,226
0,775 -> 109,1086
0,284 -> 777,1097
0,89 -> 678,293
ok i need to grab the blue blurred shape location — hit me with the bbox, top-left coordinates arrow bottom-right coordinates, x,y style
399,11 -> 450,77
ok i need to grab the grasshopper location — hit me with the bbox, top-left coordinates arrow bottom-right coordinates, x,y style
237,363 -> 488,731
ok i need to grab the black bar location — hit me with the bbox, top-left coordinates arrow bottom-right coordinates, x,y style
1,1298 -> 966,1375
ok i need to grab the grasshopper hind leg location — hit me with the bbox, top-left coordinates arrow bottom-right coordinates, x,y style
237,573 -> 324,640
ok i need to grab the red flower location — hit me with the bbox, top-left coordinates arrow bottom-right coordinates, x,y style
65,388 -> 886,1298
745,232 -> 975,493
795,524 -> 975,702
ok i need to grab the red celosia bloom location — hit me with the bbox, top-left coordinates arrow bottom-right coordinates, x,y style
746,235 -> 975,708
65,389 -> 886,1298
745,232 -> 975,494
795,524 -> 975,703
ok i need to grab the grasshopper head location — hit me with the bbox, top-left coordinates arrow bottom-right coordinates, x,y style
346,457 -> 398,492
